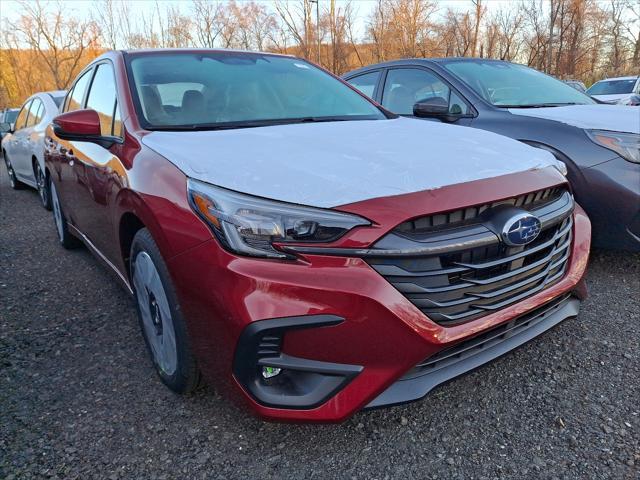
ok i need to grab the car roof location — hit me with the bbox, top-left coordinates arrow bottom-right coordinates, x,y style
120,47 -> 294,58
45,90 -> 67,98
343,57 -> 512,77
29,90 -> 66,100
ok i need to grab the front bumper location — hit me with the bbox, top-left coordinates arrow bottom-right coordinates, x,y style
366,293 -> 580,408
579,157 -> 640,251
168,205 -> 591,423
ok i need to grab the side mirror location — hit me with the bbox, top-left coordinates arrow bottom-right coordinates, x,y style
413,97 -> 449,118
53,109 -> 102,141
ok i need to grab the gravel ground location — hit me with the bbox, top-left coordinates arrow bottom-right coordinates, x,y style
1,162 -> 639,480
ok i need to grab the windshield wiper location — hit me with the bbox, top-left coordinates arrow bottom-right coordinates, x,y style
147,116 -> 374,131
498,102 -> 585,108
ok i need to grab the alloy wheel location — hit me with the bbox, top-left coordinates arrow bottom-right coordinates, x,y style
4,158 -> 16,188
133,251 -> 178,376
35,163 -> 47,206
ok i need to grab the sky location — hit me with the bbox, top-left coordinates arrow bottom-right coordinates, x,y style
0,0 -> 518,39
0,0 -> 636,43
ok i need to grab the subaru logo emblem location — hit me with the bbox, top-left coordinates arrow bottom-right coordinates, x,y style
502,213 -> 542,246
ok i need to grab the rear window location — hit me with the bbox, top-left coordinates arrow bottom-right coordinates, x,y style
156,83 -> 205,107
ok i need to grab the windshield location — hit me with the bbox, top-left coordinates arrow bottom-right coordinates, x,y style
127,52 -> 386,129
5,110 -> 18,123
587,79 -> 636,95
443,61 -> 595,107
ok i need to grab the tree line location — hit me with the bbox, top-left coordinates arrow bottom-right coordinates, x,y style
1,0 -> 639,108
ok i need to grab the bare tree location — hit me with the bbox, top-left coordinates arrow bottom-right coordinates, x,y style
231,1 -> 278,51
9,0 -> 100,89
471,0 -> 486,56
274,0 -> 315,59
606,0 -> 633,74
623,0 -> 640,66
95,0 -> 118,49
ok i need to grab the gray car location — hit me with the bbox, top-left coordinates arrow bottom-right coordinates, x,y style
343,58 -> 640,251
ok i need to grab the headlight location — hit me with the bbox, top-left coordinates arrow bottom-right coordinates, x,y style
587,130 -> 640,164
188,179 -> 370,259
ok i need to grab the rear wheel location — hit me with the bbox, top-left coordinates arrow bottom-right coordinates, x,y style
51,180 -> 80,249
131,228 -> 200,393
35,162 -> 52,210
4,155 -> 25,190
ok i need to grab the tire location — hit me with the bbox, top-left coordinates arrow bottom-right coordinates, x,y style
130,228 -> 200,393
4,155 -> 26,190
50,180 -> 81,249
35,161 -> 52,210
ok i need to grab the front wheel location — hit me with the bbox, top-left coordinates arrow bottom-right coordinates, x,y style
35,162 -> 52,210
51,180 -> 80,249
131,228 -> 200,393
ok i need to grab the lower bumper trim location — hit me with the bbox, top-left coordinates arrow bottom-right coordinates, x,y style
366,295 -> 580,409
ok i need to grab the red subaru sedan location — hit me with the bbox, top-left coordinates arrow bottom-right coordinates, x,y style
45,50 -> 590,422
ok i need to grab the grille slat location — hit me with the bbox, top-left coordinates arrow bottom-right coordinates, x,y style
367,187 -> 574,326
453,219 -> 572,270
391,231 -> 571,296
406,294 -> 573,377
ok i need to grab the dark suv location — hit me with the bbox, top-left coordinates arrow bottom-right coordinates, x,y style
344,58 -> 640,251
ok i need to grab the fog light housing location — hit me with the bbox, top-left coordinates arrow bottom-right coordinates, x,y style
234,315 -> 363,409
262,366 -> 282,379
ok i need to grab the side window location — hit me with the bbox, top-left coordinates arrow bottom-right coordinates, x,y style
448,90 -> 470,115
85,63 -> 119,137
63,86 -> 75,112
14,100 -> 32,130
382,68 -> 470,115
347,71 -> 381,98
26,99 -> 43,127
112,101 -> 123,137
67,69 -> 93,112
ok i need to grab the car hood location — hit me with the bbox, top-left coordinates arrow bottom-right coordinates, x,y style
509,104 -> 640,134
142,117 -> 562,208
590,93 -> 630,103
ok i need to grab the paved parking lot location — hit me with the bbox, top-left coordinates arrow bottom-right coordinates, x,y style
1,163 -> 639,480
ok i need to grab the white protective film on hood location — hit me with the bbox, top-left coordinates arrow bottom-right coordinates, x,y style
142,117 -> 562,208
508,105 -> 640,134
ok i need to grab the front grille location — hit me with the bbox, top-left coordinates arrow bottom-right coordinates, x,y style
396,186 -> 564,234
402,293 -> 573,380
366,188 -> 574,325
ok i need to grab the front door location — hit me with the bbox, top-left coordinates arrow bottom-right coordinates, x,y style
69,62 -> 124,263
54,68 -> 94,226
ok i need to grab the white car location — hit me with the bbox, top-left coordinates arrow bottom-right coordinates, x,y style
1,91 -> 65,209
586,75 -> 640,104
